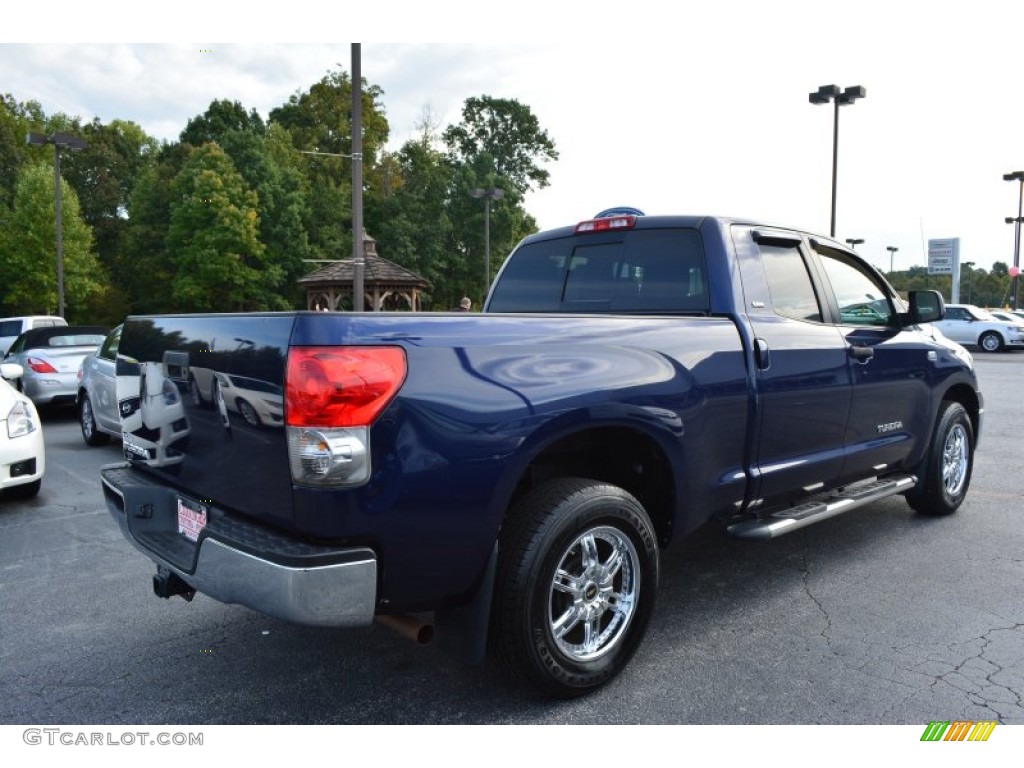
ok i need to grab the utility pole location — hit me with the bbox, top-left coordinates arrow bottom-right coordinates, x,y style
351,43 -> 365,311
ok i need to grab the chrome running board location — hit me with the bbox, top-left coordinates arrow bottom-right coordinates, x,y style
727,474 -> 917,541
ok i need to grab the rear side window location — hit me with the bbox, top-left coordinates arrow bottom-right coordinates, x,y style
0,320 -> 21,336
760,243 -> 823,323
489,229 -> 708,313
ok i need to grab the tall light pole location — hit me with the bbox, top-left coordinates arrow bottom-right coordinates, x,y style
1004,171 -> 1024,310
26,131 -> 87,318
809,84 -> 866,237
845,237 -> 864,250
470,187 -> 504,299
886,245 -> 899,274
963,261 -> 975,304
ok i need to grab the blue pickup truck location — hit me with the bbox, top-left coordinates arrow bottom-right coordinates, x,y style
101,213 -> 982,697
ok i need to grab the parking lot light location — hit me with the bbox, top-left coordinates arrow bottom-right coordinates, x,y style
809,84 -> 866,237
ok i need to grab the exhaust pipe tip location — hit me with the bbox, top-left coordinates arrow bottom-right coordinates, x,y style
375,613 -> 434,645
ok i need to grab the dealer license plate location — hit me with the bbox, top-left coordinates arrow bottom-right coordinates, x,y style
177,496 -> 208,543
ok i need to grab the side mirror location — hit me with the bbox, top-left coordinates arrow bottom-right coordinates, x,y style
0,362 -> 25,381
907,290 -> 945,325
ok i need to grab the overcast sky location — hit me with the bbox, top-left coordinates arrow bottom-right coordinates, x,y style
4,2 -> 1024,278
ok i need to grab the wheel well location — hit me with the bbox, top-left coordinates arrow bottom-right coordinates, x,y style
506,427 -> 675,545
943,383 -> 982,438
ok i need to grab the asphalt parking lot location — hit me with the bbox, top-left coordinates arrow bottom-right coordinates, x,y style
1,354 -> 1022,726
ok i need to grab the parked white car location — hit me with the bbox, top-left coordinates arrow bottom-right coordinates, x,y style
989,309 -> 1024,326
0,362 -> 45,498
927,303 -> 1024,352
0,315 -> 67,357
218,374 -> 284,428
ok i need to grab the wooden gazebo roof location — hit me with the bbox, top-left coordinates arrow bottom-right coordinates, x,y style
298,232 -> 429,311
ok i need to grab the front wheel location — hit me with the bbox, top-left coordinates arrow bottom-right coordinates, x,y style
978,331 -> 1004,353
490,478 -> 659,698
906,400 -> 974,516
79,394 -> 110,446
237,399 -> 261,427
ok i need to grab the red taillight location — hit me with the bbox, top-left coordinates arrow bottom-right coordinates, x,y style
574,215 -> 637,234
285,346 -> 406,428
26,357 -> 58,374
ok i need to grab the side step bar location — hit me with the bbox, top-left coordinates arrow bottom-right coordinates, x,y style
727,474 -> 917,541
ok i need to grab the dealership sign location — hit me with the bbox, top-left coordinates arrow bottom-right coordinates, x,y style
927,238 -> 959,275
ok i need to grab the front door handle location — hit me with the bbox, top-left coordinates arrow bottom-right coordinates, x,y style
849,344 -> 874,362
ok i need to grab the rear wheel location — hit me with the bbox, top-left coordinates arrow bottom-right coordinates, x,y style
79,394 -> 110,446
978,331 -> 1004,353
490,478 -> 659,698
906,400 -> 974,516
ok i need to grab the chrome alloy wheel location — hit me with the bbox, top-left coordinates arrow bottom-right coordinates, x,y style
942,422 -> 969,498
81,397 -> 95,440
548,525 -> 640,662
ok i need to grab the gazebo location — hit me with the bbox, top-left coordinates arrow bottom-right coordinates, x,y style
298,232 -> 430,311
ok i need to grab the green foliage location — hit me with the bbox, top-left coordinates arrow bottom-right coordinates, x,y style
60,118 -> 158,286
3,69 -> 560,316
270,69 -> 388,161
180,100 -> 265,147
0,161 -> 104,319
270,69 -> 390,263
887,262 -> 1015,309
167,143 -> 285,312
120,143 -> 189,313
442,95 -> 559,195
367,140 -> 455,308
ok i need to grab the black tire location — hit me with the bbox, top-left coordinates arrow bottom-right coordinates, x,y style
79,393 -> 110,446
490,477 -> 659,698
906,401 -> 974,516
978,331 -> 1004,353
6,478 -> 41,499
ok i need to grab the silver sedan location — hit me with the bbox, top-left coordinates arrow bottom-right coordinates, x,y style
2,326 -> 108,407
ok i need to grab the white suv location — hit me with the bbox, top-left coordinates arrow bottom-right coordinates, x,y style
929,303 -> 1024,352
0,316 -> 67,357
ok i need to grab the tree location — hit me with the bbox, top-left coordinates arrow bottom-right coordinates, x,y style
218,124 -> 312,304
270,69 -> 389,263
180,99 -> 265,147
367,140 -> 455,307
442,95 -> 559,195
121,143 -> 189,313
166,143 -> 286,312
0,162 -> 104,318
59,118 -> 159,278
0,95 -> 51,209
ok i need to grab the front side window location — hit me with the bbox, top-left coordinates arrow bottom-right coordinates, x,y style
817,252 -> 895,326
100,327 -> 121,361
